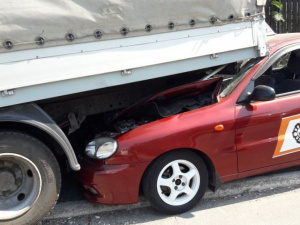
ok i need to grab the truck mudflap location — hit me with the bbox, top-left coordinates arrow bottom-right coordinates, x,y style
0,103 -> 80,171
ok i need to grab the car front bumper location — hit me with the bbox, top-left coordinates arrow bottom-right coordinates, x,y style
77,158 -> 149,204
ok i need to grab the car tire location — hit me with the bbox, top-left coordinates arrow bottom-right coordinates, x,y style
0,132 -> 61,225
142,149 -> 208,214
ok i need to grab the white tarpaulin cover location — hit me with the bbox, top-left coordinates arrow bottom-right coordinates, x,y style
0,0 -> 265,52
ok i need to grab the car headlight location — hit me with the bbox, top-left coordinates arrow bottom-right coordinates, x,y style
85,137 -> 118,159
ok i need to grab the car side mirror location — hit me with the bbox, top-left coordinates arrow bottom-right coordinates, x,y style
249,85 -> 275,102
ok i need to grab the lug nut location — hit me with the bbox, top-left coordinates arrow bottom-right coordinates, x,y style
172,179 -> 175,182
179,175 -> 182,179
182,182 -> 186,186
174,186 -> 178,190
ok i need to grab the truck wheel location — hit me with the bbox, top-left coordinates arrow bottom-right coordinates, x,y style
143,150 -> 208,214
0,132 -> 61,225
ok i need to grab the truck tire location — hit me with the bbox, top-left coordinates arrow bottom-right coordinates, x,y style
0,132 -> 61,225
142,150 -> 208,214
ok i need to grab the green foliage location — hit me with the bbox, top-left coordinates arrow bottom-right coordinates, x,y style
271,0 -> 283,10
271,0 -> 285,22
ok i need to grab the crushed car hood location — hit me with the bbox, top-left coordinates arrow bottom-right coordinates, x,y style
114,77 -> 223,121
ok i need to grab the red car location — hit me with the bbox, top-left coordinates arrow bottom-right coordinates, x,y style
77,33 -> 300,214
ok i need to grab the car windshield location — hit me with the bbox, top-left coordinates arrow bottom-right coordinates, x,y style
214,58 -> 262,97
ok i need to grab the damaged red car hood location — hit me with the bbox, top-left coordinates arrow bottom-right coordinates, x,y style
114,77 -> 223,120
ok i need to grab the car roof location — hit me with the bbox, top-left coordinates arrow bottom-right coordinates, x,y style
267,33 -> 300,53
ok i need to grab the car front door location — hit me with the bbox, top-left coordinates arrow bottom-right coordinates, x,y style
235,47 -> 300,172
236,94 -> 300,172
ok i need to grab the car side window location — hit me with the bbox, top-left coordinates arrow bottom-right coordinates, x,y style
273,52 -> 290,70
254,49 -> 300,96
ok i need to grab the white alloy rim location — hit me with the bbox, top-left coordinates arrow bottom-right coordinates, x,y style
156,159 -> 200,206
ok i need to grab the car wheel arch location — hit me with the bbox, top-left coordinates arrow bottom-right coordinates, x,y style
140,148 -> 222,194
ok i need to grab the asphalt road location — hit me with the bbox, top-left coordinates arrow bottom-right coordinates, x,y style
43,185 -> 300,225
41,166 -> 300,225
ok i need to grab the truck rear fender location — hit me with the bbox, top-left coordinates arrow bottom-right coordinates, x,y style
0,103 -> 80,171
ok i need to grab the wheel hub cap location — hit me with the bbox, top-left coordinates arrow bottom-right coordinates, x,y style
175,179 -> 181,185
173,175 -> 187,191
0,162 -> 23,197
0,170 -> 16,193
0,154 -> 42,220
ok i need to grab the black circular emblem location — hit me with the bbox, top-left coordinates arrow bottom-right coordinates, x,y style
292,123 -> 300,143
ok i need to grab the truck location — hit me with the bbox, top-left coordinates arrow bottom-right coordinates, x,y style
0,0 -> 268,224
